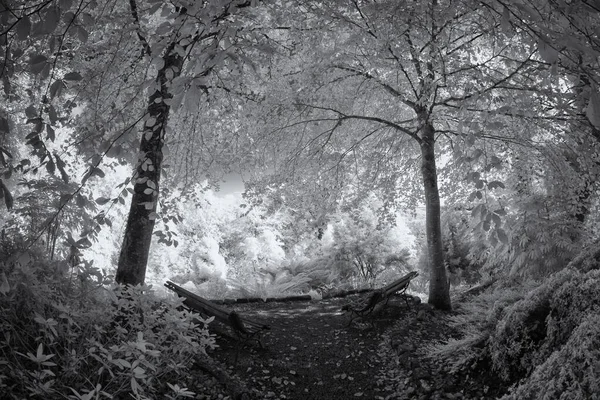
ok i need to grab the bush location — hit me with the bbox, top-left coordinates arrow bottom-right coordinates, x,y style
500,313 -> 600,400
0,257 -> 215,399
488,269 -> 600,383
430,262 -> 600,400
426,280 -> 535,373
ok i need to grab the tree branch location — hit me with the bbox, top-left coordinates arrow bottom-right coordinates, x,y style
295,103 -> 420,142
438,48 -> 537,106
128,0 -> 152,57
332,65 -> 417,109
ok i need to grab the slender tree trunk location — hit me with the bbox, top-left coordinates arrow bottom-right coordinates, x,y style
115,51 -> 183,285
419,122 -> 451,310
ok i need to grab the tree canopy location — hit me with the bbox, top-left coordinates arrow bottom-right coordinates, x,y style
1,0 -> 599,309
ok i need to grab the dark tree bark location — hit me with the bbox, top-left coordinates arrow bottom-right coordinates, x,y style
419,121 -> 451,310
115,51 -> 183,285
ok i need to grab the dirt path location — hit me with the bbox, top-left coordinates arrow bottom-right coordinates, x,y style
205,295 -> 438,399
195,294 -> 504,400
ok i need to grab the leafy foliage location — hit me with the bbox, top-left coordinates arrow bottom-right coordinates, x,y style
439,207 -> 485,286
425,280 -> 536,373
0,252 -> 214,399
428,249 -> 600,399
500,313 -> 600,400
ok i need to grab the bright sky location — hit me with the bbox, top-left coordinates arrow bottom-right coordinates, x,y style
215,173 -> 245,196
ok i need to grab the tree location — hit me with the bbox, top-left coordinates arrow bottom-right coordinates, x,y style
112,0 -> 256,285
0,0 -> 264,284
0,0 -> 108,262
439,0 -> 600,278
244,0 -> 546,309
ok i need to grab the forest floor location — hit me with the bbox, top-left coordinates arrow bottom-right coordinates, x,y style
194,294 -> 507,400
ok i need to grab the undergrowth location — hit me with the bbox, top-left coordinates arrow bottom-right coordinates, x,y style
427,258 -> 600,400
0,253 -> 215,399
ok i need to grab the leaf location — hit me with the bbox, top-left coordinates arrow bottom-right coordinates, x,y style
25,105 -> 37,119
487,180 -> 505,190
47,105 -> 58,125
0,179 -> 14,210
76,194 -> 86,207
46,124 -> 55,141
54,153 -> 69,183
43,8 -> 59,33
59,193 -> 70,206
145,117 -> 157,127
153,57 -> 165,70
0,272 -> 10,295
586,89 -> 600,129
50,79 -> 64,99
0,145 -> 12,160
16,16 -> 31,40
49,36 -> 56,53
471,149 -> 483,160
63,11 -> 75,24
40,63 -> 51,80
92,167 -> 105,178
0,116 -> 9,134
95,197 -> 110,205
63,71 -> 83,81
33,23 -> 50,39
46,158 -> 55,174
491,213 -> 502,227
77,26 -> 88,43
471,203 -> 485,218
75,237 -> 92,248
501,6 -> 511,33
538,39 -> 558,64
468,171 -> 480,182
483,220 -> 491,232
497,228 -> 509,245
29,54 -> 48,74
82,13 -> 94,25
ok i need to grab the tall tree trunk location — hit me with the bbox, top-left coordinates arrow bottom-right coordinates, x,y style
115,51 -> 183,285
419,122 -> 451,310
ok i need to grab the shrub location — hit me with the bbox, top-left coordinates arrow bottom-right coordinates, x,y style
431,264 -> 600,400
422,233 -> 600,400
0,257 -> 215,399
487,269 -> 600,382
426,281 -> 535,373
500,313 -> 600,400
